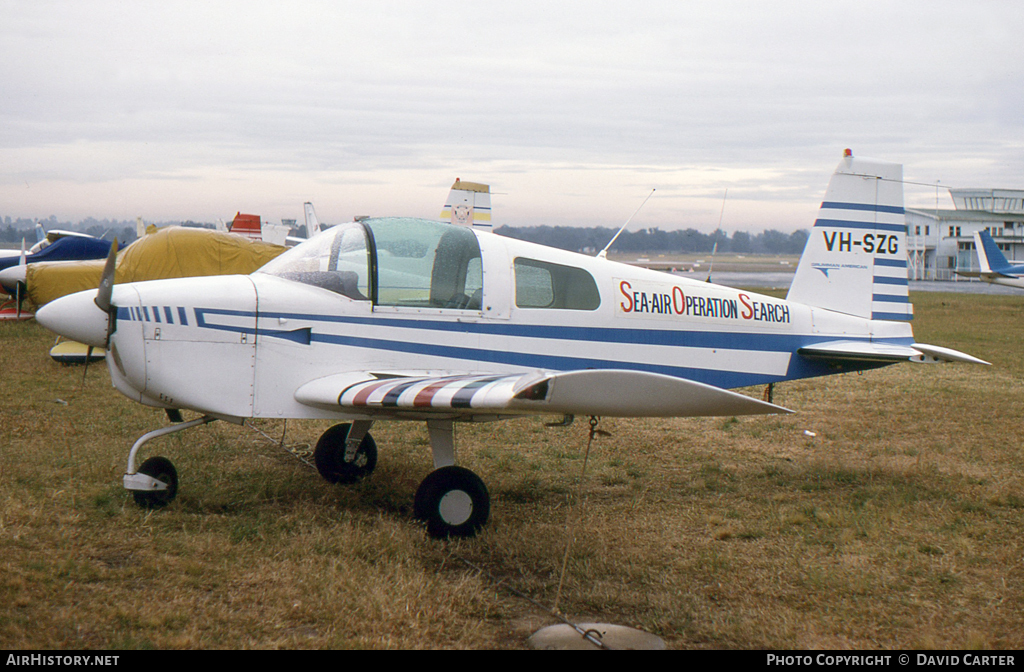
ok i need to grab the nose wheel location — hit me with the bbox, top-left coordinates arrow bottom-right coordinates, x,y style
131,456 -> 178,508
123,415 -> 217,508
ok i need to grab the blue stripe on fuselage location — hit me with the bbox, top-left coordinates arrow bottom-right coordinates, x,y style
175,308 -> 910,389
305,329 -> 891,388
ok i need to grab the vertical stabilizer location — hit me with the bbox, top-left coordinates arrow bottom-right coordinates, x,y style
304,202 -> 323,235
440,179 -> 492,228
230,213 -> 263,240
974,230 -> 1011,274
787,150 -> 911,321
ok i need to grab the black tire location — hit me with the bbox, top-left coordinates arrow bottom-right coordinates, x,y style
413,466 -> 490,539
313,423 -> 377,484
132,456 -> 178,509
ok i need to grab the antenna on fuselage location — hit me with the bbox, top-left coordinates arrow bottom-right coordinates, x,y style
597,189 -> 656,259
706,189 -> 727,282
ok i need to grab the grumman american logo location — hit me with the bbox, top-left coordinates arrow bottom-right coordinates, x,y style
811,261 -> 869,278
617,279 -> 790,323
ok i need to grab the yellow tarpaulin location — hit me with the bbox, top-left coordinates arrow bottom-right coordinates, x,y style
27,227 -> 287,306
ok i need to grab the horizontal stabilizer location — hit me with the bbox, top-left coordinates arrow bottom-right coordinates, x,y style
799,340 -> 989,365
910,343 -> 990,365
799,340 -> 923,363
295,369 -> 791,418
956,270 -> 1016,280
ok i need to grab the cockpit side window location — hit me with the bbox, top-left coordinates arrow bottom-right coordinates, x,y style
367,218 -> 483,310
257,222 -> 371,301
514,257 -> 600,310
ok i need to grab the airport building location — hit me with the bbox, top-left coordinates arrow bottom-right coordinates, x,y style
906,188 -> 1024,280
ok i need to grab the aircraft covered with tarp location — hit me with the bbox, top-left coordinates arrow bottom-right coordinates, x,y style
0,235 -> 116,274
24,226 -> 286,307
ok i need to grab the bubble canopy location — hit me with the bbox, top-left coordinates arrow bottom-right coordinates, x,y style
257,217 -> 483,309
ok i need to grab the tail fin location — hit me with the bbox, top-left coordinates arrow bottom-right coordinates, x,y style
230,212 -> 263,240
304,202 -> 323,234
786,150 -> 911,322
973,230 -> 1011,274
440,178 -> 492,228
34,222 -> 45,244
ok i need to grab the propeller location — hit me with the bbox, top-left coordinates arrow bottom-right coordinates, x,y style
83,237 -> 118,381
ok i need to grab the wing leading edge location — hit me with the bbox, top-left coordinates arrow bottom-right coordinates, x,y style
294,369 -> 791,419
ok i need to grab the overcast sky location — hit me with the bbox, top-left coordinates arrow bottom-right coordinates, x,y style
2,1 -> 1022,233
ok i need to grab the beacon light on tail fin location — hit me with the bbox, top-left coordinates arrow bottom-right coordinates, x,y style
440,178 -> 492,228
956,230 -> 1024,289
34,151 -> 987,540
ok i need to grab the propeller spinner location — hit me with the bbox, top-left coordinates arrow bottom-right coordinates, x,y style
35,237 -> 119,351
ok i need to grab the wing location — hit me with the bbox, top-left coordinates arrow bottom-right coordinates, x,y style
798,340 -> 989,365
294,369 -> 791,419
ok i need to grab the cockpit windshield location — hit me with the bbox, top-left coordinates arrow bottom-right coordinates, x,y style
257,221 -> 371,301
257,217 -> 483,310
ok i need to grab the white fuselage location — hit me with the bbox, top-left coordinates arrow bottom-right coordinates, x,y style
95,228 -> 913,422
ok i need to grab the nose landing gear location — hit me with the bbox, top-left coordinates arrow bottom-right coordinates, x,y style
122,415 -> 217,508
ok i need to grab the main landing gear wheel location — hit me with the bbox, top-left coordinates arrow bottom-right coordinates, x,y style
414,466 -> 490,539
313,423 -> 378,484
131,456 -> 178,509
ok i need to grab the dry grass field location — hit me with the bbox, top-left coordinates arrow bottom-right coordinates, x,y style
1,291 -> 1022,649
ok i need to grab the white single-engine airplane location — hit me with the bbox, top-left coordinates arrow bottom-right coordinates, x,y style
36,151 -> 987,538
956,229 -> 1024,289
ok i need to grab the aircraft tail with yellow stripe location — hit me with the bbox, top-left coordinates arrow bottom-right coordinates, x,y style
440,179 -> 492,229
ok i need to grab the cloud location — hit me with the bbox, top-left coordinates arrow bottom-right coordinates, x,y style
1,1 -> 1022,231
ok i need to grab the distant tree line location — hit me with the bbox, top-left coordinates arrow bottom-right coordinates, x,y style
494,225 -> 809,255
0,216 -> 220,247
2,215 -> 809,256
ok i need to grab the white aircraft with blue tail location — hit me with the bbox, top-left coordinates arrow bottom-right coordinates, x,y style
956,229 -> 1024,289
35,150 -> 987,538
